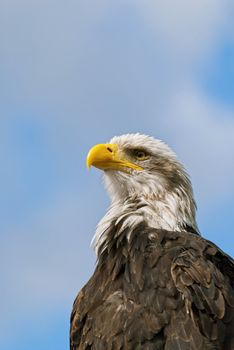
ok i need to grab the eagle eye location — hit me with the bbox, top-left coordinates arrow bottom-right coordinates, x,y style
133,149 -> 149,161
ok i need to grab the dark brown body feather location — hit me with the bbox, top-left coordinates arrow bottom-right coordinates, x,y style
70,224 -> 234,350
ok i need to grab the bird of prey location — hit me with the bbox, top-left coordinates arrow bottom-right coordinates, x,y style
70,133 -> 234,350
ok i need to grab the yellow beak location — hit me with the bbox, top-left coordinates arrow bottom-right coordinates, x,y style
86,143 -> 143,172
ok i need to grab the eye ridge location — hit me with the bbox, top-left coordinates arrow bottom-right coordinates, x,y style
133,149 -> 149,160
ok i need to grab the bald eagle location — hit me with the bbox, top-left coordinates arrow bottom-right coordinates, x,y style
70,134 -> 234,350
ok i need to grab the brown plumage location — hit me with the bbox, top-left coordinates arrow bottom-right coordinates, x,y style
70,223 -> 234,349
70,134 -> 234,349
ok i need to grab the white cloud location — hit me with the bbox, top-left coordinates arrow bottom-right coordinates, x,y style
156,85 -> 234,204
133,0 -> 229,66
0,188 -> 103,339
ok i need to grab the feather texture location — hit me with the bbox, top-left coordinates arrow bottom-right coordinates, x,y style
70,225 -> 234,349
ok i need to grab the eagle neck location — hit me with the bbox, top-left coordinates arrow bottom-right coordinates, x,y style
93,191 -> 198,257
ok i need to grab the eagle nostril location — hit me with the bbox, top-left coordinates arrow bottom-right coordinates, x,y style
107,147 -> 113,153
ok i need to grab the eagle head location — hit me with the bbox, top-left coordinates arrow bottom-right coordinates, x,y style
87,133 -> 198,253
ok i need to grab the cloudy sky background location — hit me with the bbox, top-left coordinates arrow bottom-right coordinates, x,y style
1,1 -> 234,349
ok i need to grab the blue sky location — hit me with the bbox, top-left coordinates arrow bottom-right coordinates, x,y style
1,1 -> 234,349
